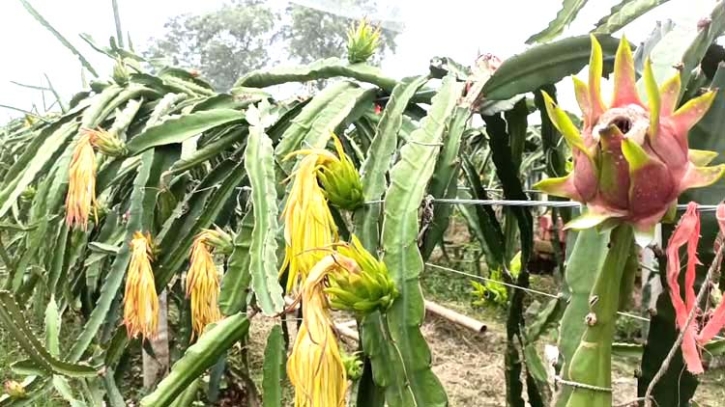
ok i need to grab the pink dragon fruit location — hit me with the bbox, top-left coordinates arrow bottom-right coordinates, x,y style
535,35 -> 725,246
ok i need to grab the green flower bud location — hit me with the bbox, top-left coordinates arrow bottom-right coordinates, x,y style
325,234 -> 399,314
317,133 -> 364,211
20,185 -> 36,202
342,351 -> 364,381
201,227 -> 234,256
86,128 -> 127,157
112,58 -> 129,86
346,19 -> 382,64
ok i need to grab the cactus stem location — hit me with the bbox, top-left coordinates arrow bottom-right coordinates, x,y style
556,224 -> 637,407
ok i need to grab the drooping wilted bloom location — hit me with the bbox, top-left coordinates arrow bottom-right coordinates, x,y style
186,229 -> 230,338
65,131 -> 98,230
287,255 -> 349,407
666,201 -> 725,374
289,133 -> 364,211
346,18 -> 382,64
280,151 -> 339,294
112,58 -> 129,86
535,35 -> 725,246
65,128 -> 127,230
325,234 -> 398,313
123,231 -> 159,341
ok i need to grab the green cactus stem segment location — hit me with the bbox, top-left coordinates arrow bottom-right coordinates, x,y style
555,224 -> 636,407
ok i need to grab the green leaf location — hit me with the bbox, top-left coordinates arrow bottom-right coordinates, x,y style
356,75 -> 429,251
644,1 -> 725,100
19,0 -> 98,77
47,224 -> 69,295
167,127 -> 246,175
483,34 -> 624,100
220,210 -> 254,316
233,58 -> 397,91
0,120 -> 77,218
527,0 -> 589,44
139,314 -> 250,407
8,155 -> 68,292
87,242 -> 120,255
483,111 -> 536,407
274,81 -> 351,159
102,367 -> 126,407
564,226 -> 635,407
594,0 -> 672,34
355,356 -> 386,407
275,83 -> 372,174
80,84 -> 124,128
1,110 -> 79,192
262,325 -> 285,407
244,117 -> 284,316
0,291 -> 98,377
460,155 -> 506,269
420,105 -> 470,260
126,109 -> 245,154
551,226 -> 609,406
52,376 -> 87,407
632,20 -> 675,76
155,158 -> 247,287
169,379 -> 201,407
376,74 -> 463,407
94,86 -> 159,130
44,296 -> 61,358
524,297 -> 565,343
523,343 -> 552,403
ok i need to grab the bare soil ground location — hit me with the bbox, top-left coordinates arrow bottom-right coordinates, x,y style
244,297 -> 725,407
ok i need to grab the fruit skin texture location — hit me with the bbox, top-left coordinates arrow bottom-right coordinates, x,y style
535,35 -> 725,246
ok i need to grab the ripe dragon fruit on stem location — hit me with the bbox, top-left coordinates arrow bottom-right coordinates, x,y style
535,35 -> 725,246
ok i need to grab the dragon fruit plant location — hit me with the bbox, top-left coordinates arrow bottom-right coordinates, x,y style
535,34 -> 725,407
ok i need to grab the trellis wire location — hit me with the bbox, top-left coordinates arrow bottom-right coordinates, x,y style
366,197 -> 723,212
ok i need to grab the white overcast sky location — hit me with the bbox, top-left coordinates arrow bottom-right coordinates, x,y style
0,0 -> 717,122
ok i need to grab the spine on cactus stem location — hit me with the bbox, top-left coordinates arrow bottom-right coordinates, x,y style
556,224 -> 637,407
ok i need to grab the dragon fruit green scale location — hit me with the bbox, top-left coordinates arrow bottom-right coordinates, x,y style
534,35 -> 725,247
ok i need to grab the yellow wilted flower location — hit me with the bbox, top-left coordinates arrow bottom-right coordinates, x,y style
287,254 -> 352,407
185,228 -> 231,338
346,18 -> 382,64
65,128 -> 126,230
123,231 -> 159,341
280,152 -> 338,294
65,131 -> 98,231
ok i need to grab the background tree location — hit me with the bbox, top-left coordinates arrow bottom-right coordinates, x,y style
144,0 -> 399,91
144,0 -> 278,91
279,0 -> 397,65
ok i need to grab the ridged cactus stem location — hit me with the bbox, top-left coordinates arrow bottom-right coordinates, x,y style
556,224 -> 636,407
